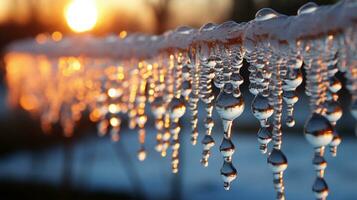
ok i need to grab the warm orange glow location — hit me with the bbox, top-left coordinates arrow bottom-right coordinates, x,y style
89,108 -> 101,122
59,57 -> 82,76
117,66 -> 125,80
119,31 -> 127,39
65,0 -> 98,33
36,33 -> 48,44
20,94 -> 39,111
51,31 -> 63,42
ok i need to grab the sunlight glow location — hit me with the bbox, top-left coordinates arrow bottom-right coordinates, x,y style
65,0 -> 98,33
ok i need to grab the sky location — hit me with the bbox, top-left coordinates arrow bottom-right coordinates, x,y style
0,0 -> 234,34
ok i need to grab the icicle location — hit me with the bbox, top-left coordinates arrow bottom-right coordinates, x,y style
4,1 -> 357,196
269,55 -> 288,200
257,126 -> 272,154
304,114 -> 333,200
283,57 -> 303,127
161,55 -> 176,157
267,148 -> 288,200
199,44 -> 216,167
188,48 -> 200,145
169,52 -> 186,173
252,94 -> 274,128
134,62 -> 149,160
301,35 -> 333,200
215,81 -> 244,190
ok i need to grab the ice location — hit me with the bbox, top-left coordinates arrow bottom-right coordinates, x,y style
4,0 -> 357,198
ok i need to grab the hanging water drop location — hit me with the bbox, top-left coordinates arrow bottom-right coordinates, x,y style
215,88 -> 244,190
304,113 -> 333,148
220,137 -> 235,161
252,94 -> 274,127
312,177 -> 329,200
329,131 -> 341,157
313,155 -> 327,172
169,97 -> 186,119
257,126 -> 272,154
137,147 -> 147,161
283,91 -> 299,127
324,100 -> 342,126
304,113 -> 333,199
215,90 -> 245,122
329,77 -> 342,94
201,134 -> 215,167
221,161 -> 237,190
267,148 -> 288,173
267,148 -> 288,200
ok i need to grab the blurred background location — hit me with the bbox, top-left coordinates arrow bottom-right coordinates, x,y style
0,0 -> 356,200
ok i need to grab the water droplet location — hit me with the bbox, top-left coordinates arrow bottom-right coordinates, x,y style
267,149 -> 288,173
231,73 -> 244,88
285,116 -> 295,127
137,147 -> 147,161
199,22 -> 217,32
283,70 -> 302,91
110,126 -> 120,142
169,97 -> 186,119
304,113 -> 333,148
312,177 -> 329,199
151,97 -> 165,117
204,116 -> 214,129
257,126 -> 272,154
298,2 -> 318,15
283,91 -> 299,105
255,8 -> 280,21
287,57 -> 303,69
201,134 -> 215,167
97,119 -> 109,136
202,135 -> 215,150
215,91 -> 244,121
249,83 -> 259,95
220,137 -> 235,161
329,131 -> 342,157
181,80 -> 192,98
220,161 -> 237,190
324,100 -> 342,125
223,83 -> 234,94
182,64 -> 191,79
252,94 -> 273,126
136,115 -> 147,128
313,155 -> 327,171
329,77 -> 342,93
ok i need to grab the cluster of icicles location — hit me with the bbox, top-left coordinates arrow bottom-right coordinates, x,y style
5,1 -> 357,200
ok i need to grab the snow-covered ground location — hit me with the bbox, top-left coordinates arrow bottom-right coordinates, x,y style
0,127 -> 356,200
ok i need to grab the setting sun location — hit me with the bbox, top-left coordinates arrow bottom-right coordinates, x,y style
65,0 -> 98,33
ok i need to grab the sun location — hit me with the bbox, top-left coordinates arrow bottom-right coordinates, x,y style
65,0 -> 98,33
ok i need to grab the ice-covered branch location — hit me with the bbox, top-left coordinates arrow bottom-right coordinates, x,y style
4,1 -> 357,200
